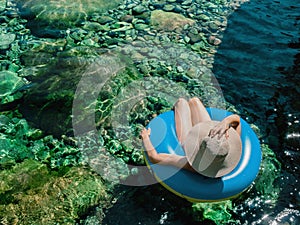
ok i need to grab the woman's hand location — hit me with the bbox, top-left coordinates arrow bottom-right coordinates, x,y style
209,120 -> 230,139
140,127 -> 151,139
209,114 -> 241,138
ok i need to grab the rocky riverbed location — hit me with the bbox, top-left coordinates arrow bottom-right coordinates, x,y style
0,0 -> 286,224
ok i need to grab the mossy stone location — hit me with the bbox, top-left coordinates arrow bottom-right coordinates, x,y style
96,15 -> 115,24
0,0 -> 6,12
150,10 -> 195,32
0,71 -> 24,103
163,4 -> 175,12
0,33 -> 16,50
134,23 -> 149,31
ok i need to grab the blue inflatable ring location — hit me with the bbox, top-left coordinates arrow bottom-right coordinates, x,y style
145,108 -> 261,202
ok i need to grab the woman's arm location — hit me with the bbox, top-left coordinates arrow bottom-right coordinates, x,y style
227,114 -> 241,135
141,128 -> 193,171
209,114 -> 241,138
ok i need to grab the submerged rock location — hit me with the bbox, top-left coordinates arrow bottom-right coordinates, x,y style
0,71 -> 25,104
0,159 -> 112,224
0,112 -> 82,170
14,0 -> 123,37
0,33 -> 16,50
150,10 -> 195,32
0,0 -> 5,12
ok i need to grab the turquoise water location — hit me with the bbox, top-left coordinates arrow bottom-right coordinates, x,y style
0,0 -> 299,224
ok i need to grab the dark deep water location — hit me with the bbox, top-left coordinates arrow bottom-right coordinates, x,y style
213,0 -> 300,223
213,0 -> 299,149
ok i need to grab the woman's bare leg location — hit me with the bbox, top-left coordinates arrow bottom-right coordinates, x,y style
174,98 -> 192,144
188,97 -> 211,126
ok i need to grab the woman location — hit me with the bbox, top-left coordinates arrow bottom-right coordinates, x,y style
141,97 -> 242,178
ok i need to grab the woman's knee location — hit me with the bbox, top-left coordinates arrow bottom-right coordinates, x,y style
175,97 -> 189,108
189,97 -> 201,105
175,98 -> 191,118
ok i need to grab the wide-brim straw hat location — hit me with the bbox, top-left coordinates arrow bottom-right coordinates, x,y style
183,120 -> 242,178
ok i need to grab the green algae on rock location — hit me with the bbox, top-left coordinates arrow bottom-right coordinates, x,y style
14,0 -> 124,37
0,159 -> 112,225
192,200 -> 235,225
0,70 -> 25,104
248,144 -> 281,200
150,10 -> 195,32
0,113 -> 82,169
0,0 -> 5,12
0,33 -> 16,50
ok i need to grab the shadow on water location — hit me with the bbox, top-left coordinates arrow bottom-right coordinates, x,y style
101,184 -> 217,225
213,0 -> 299,223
